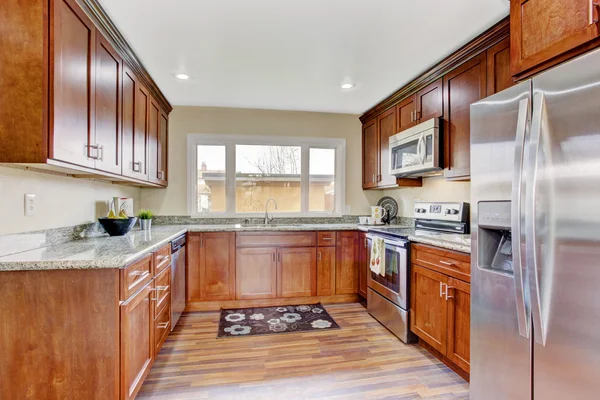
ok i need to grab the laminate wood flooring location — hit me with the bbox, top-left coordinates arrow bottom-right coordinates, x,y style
138,303 -> 469,399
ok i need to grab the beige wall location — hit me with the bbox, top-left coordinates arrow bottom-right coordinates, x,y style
141,106 -> 380,215
0,166 -> 141,235
384,176 -> 471,217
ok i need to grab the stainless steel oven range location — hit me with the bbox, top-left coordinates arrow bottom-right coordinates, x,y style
365,201 -> 469,343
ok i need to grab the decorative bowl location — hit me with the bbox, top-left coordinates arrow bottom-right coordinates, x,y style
98,217 -> 138,236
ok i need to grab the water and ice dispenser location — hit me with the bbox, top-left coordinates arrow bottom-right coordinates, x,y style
478,201 -> 513,274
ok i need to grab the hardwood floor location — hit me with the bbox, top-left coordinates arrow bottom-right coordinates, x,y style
138,303 -> 469,399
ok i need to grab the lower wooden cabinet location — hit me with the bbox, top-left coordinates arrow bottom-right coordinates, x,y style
316,246 -> 336,296
411,265 -> 449,353
120,281 -> 154,400
236,247 -> 278,300
335,231 -> 359,295
278,247 -> 317,298
410,244 -> 471,375
358,232 -> 369,298
187,232 -> 236,301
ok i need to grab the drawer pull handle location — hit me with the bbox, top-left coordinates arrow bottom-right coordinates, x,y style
322,237 -> 332,240
439,260 -> 456,267
158,322 -> 169,329
151,297 -> 159,301
156,286 -> 169,292
130,271 -> 148,277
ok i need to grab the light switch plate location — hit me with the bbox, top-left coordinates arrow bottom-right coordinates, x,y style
25,194 -> 36,216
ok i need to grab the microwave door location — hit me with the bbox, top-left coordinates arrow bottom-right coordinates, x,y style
390,133 -> 423,175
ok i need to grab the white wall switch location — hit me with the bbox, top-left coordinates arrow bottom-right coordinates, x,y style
24,194 -> 36,216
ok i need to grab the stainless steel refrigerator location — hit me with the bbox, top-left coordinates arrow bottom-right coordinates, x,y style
470,47 -> 600,399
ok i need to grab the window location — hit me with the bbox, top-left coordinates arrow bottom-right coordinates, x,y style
187,134 -> 345,217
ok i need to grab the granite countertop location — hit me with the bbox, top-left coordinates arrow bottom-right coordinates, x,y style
0,223 -> 471,271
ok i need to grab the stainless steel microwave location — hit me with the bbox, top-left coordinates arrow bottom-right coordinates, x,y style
389,117 -> 442,177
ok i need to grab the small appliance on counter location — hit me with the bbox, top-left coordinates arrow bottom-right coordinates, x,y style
365,201 -> 469,343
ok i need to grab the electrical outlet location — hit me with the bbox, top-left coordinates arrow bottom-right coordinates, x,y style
24,194 -> 36,216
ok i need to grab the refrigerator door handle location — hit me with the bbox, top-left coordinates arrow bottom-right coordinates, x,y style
512,97 -> 531,339
526,92 -> 548,346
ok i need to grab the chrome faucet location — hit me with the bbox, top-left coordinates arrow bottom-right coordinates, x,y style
264,198 -> 278,225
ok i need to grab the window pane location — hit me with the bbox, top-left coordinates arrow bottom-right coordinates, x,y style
197,145 -> 226,213
309,148 -> 335,212
235,145 -> 301,213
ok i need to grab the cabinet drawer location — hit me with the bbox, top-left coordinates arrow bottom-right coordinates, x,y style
317,231 -> 336,247
120,254 -> 153,301
153,265 -> 171,317
237,232 -> 316,248
411,243 -> 471,282
154,298 -> 170,354
153,243 -> 171,276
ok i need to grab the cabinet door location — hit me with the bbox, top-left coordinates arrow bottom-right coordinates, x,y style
158,109 -> 168,185
335,231 -> 359,295
148,98 -> 167,185
410,265 -> 448,353
317,246 -> 336,296
121,64 -> 137,178
443,52 -> 487,180
236,247 -> 277,300
94,32 -> 121,174
201,232 -> 236,301
510,0 -> 600,77
487,37 -> 514,96
51,0 -> 95,168
358,232 -> 369,298
377,108 -> 397,187
416,78 -> 443,122
362,118 -> 378,189
446,277 -> 471,373
134,82 -> 149,180
120,281 -> 154,400
396,94 -> 417,133
278,247 -> 316,298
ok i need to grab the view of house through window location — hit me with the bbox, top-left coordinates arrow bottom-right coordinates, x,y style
190,135 -> 345,217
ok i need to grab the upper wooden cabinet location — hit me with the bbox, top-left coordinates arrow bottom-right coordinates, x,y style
0,0 -> 171,187
415,78 -> 443,123
396,95 -> 417,133
487,37 -> 514,96
362,118 -> 379,189
510,0 -> 600,79
52,0 -> 96,169
377,108 -> 397,187
187,232 -> 236,302
443,52 -> 487,180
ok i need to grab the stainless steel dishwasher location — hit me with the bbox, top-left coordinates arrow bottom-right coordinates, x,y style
170,235 -> 186,330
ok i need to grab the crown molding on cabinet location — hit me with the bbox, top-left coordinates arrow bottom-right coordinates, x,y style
77,0 -> 173,113
359,16 -> 509,124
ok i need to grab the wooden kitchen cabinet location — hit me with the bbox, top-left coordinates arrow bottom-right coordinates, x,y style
187,232 -> 236,301
335,231 -> 359,295
377,107 -> 398,187
510,0 -> 600,79
236,247 -> 278,300
411,265 -> 448,354
52,0 -> 96,169
487,37 -> 514,96
396,95 -> 417,133
120,281 -> 154,400
443,52 -> 487,180
0,0 -> 171,187
446,277 -> 471,373
316,246 -> 336,296
362,118 -> 379,189
415,78 -> 443,122
94,32 -> 122,175
278,247 -> 317,298
358,232 -> 369,299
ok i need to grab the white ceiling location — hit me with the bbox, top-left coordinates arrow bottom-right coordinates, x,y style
99,0 -> 509,114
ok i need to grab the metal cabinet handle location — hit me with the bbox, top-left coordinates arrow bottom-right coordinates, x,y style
439,282 -> 444,297
97,144 -> 103,161
86,144 -> 100,160
322,237 -> 332,241
364,238 -> 368,248
156,285 -> 169,292
158,322 -> 169,329
372,174 -> 376,183
278,253 -> 281,262
272,253 -> 276,263
590,0 -> 600,24
318,252 -> 322,261
158,170 -> 164,179
132,161 -> 142,172
445,286 -> 453,300
439,260 -> 456,267
130,270 -> 148,277
200,237 -> 203,248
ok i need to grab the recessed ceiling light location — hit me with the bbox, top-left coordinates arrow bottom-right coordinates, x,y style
341,82 -> 354,89
175,73 -> 190,80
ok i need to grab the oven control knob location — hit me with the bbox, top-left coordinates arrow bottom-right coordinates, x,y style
415,208 -> 427,213
445,209 -> 459,215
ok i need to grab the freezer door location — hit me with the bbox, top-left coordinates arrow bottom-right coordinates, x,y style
529,47 -> 600,400
470,81 -> 532,400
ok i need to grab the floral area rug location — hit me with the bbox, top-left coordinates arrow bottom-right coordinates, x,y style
217,303 -> 340,338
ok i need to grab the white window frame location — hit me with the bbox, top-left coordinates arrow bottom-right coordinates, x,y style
187,134 -> 346,218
